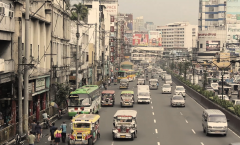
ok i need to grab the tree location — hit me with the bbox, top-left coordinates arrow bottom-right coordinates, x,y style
70,3 -> 88,21
55,83 -> 70,108
183,62 -> 191,81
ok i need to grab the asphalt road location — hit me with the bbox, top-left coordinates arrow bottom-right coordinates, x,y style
26,73 -> 240,145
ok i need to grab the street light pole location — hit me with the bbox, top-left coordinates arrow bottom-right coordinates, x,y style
221,70 -> 224,100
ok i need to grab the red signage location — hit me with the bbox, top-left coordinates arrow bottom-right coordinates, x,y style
111,56 -> 114,62
110,38 -> 114,42
110,47 -> 114,52
110,26 -> 114,32
110,16 -> 114,22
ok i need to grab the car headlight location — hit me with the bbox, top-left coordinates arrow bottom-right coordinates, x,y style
208,126 -> 212,128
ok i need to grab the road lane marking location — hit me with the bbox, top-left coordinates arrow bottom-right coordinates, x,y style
192,129 -> 196,134
157,142 -> 160,145
152,112 -> 155,115
112,141 -> 114,145
201,142 -> 204,145
155,129 -> 158,134
151,106 -> 153,109
151,102 -> 152,104
180,112 -> 183,115
229,128 -> 240,138
185,119 -> 188,123
154,119 -> 156,123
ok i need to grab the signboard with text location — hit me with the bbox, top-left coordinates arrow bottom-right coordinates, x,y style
35,78 -> 46,92
104,4 -> 118,15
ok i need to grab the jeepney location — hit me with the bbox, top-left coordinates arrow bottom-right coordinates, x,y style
137,79 -> 145,85
149,79 -> 158,90
69,114 -> 100,145
101,90 -> 115,107
119,79 -> 129,89
121,91 -> 135,107
112,110 -> 138,140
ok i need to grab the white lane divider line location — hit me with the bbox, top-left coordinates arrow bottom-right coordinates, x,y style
200,142 -> 204,145
154,119 -> 156,123
157,142 -> 160,145
192,129 -> 196,134
185,119 -> 188,123
111,141 -> 114,145
151,102 -> 152,104
229,128 -> 240,138
151,106 -> 153,109
155,129 -> 158,134
180,112 -> 183,115
152,112 -> 155,115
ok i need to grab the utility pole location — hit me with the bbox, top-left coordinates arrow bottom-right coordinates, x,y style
24,0 -> 30,135
76,13 -> 80,89
94,23 -> 97,84
18,36 -> 23,135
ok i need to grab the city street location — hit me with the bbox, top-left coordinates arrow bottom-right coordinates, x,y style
27,74 -> 240,145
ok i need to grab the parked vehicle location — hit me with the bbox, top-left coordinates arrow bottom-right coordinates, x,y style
68,114 -> 100,145
112,110 -> 138,140
101,90 -> 115,106
137,91 -> 151,104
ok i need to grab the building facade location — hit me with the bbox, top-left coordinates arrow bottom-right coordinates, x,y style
145,22 -> 156,31
156,22 -> 198,51
133,16 -> 146,32
131,47 -> 163,63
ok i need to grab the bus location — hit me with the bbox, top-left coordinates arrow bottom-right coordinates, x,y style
67,85 -> 101,118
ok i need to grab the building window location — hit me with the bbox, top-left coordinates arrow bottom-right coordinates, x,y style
86,52 -> 89,62
209,7 -> 214,12
200,44 -> 203,48
209,14 -> 214,19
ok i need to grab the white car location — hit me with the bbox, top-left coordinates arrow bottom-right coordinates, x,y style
170,95 -> 185,107
162,84 -> 172,94
232,99 -> 240,105
174,86 -> 186,97
218,95 -> 229,101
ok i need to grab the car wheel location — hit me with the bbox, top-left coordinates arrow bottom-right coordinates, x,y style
88,138 -> 93,145
134,131 -> 137,138
131,133 -> 134,141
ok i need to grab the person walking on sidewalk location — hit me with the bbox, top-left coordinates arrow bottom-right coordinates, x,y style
54,127 -> 62,145
60,121 -> 67,143
35,122 -> 42,142
50,123 -> 57,145
28,131 -> 36,145
31,120 -> 36,135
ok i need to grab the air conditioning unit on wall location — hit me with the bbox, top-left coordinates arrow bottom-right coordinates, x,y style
0,59 -> 5,72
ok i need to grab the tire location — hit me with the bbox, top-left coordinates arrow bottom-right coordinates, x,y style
112,134 -> 115,141
88,138 -> 93,145
131,133 -> 134,141
134,131 -> 137,138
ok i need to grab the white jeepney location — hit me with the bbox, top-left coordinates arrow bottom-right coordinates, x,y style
149,79 -> 158,90
137,78 -> 145,85
112,110 -> 138,140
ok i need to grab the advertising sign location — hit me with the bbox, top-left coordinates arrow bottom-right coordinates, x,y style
35,78 -> 46,91
132,33 -> 149,46
104,4 -> 118,15
227,24 -> 240,43
206,41 -> 220,51
198,33 -> 216,38
148,31 -> 162,46
119,13 -> 133,34
226,0 -> 240,24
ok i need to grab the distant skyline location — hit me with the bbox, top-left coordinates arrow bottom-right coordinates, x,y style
118,0 -> 198,26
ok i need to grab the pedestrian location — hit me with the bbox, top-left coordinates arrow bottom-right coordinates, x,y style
31,120 -> 37,135
54,127 -> 62,145
35,122 -> 42,142
60,121 -> 67,143
50,123 -> 57,145
111,76 -> 114,83
28,131 -> 36,145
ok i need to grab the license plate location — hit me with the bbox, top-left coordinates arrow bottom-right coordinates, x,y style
177,103 -> 180,105
120,135 -> 126,138
125,103 -> 129,105
75,141 -> 82,144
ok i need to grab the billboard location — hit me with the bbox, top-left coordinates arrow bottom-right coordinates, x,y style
132,33 -> 149,46
206,41 -> 220,51
226,0 -> 240,24
148,31 -> 162,46
227,24 -> 240,43
104,4 -> 118,15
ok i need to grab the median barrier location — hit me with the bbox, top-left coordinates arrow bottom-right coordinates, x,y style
172,75 -> 240,136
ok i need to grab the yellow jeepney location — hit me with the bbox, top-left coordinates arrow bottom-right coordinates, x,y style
68,114 -> 100,145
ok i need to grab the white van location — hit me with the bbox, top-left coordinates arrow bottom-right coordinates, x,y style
202,109 -> 229,136
137,90 -> 151,104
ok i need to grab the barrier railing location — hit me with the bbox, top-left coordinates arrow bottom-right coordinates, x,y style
0,124 -> 17,144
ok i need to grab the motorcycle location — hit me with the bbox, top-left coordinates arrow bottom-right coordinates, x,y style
14,133 -> 26,145
58,109 -> 65,119
43,115 -> 51,129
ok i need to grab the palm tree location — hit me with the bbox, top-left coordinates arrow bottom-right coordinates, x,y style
71,3 -> 88,21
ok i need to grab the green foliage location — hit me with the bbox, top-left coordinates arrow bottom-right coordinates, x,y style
71,3 -> 88,21
55,83 -> 70,107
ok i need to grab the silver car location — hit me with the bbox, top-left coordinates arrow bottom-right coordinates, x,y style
162,84 -> 172,94
170,95 -> 185,107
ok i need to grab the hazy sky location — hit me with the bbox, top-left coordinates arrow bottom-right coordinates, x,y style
118,0 -> 199,26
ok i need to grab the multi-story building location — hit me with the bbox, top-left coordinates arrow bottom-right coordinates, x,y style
156,22 -> 198,51
145,22 -> 156,31
133,16 -> 146,32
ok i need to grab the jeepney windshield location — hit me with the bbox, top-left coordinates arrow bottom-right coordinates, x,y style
139,92 -> 150,96
150,81 -> 157,84
102,94 -> 113,98
117,117 -> 132,122
121,94 -> 133,99
68,94 -> 91,107
73,123 -> 90,128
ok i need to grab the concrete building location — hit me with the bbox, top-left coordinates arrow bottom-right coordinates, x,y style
133,16 -> 146,32
131,47 -> 163,63
156,22 -> 198,51
145,22 -> 156,31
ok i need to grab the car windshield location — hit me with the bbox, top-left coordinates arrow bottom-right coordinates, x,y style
74,123 -> 90,128
139,92 -> 150,96
102,94 -> 113,98
208,115 -> 226,123
117,117 -> 132,122
173,96 -> 184,100
163,85 -> 171,88
68,94 -> 90,107
176,87 -> 184,91
150,81 -> 157,84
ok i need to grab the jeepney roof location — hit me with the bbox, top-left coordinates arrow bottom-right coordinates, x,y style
121,91 -> 134,94
138,79 -> 145,81
114,110 -> 137,118
120,79 -> 128,82
72,114 -> 100,122
102,90 -> 115,94
149,79 -> 158,81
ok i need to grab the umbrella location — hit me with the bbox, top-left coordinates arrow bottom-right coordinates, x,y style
50,102 -> 59,108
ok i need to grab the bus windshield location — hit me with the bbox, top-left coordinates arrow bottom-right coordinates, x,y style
68,94 -> 90,107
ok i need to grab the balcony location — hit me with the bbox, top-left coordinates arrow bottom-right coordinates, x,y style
0,59 -> 14,73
